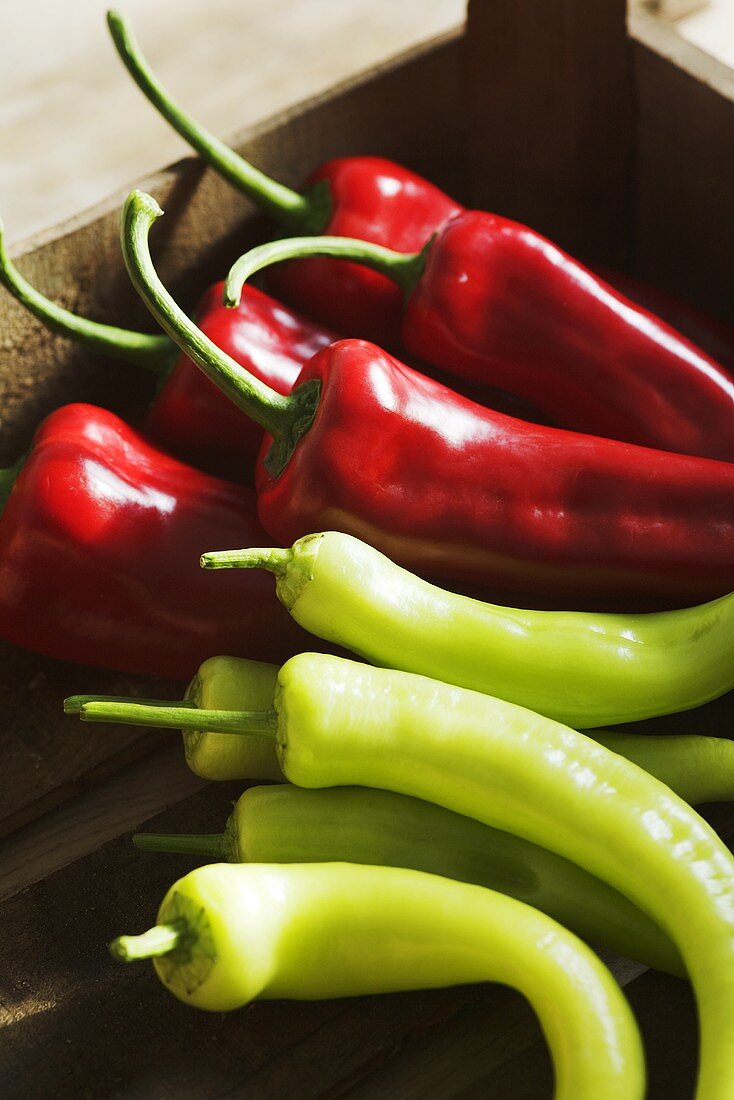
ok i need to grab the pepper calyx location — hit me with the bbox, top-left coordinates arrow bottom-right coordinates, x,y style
0,454 -> 26,516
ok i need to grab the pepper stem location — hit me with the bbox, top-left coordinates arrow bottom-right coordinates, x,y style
63,695 -> 197,715
200,547 -> 292,573
121,190 -> 320,477
133,832 -> 225,858
225,235 -> 430,309
110,920 -> 188,963
107,11 -> 330,234
0,217 -> 175,375
67,695 -> 277,738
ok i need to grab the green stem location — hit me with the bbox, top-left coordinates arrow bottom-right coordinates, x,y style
0,217 -> 175,375
200,547 -> 292,573
75,698 -> 277,738
107,11 -> 330,234
121,190 -> 320,477
110,920 -> 188,963
63,695 -> 197,715
0,455 -> 26,514
225,235 -> 429,309
133,832 -> 224,858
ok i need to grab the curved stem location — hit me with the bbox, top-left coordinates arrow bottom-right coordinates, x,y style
0,454 -> 26,515
225,234 -> 429,309
0,217 -> 175,375
121,190 -> 320,476
133,832 -> 224,858
110,920 -> 188,963
107,11 -> 329,233
76,698 -> 277,738
200,547 -> 292,573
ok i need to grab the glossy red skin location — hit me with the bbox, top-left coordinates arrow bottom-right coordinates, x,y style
0,405 -> 308,679
143,282 -> 336,478
403,211 -> 734,461
255,340 -> 734,603
141,279 -> 545,480
596,264 -> 734,377
266,157 -> 462,349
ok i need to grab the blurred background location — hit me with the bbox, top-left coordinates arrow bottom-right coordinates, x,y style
2,0 -> 733,247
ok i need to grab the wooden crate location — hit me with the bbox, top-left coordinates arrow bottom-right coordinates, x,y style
0,2 -> 732,1094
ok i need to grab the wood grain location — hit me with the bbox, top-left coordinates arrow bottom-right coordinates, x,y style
631,7 -> 734,318
465,0 -> 636,265
0,0 -> 464,247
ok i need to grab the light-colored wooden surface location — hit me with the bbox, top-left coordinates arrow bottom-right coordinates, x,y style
1,0 -> 463,247
678,0 -> 734,66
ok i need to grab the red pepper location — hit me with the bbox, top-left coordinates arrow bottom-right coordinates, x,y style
226,220 -> 734,463
125,191 -> 734,605
107,11 -> 461,350
0,224 -> 546,478
142,282 -> 335,475
0,227 -> 334,479
110,14 -> 734,460
0,403 -> 307,678
592,265 -> 734,376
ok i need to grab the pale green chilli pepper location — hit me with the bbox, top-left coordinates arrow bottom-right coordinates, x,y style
66,654 -> 734,804
110,862 -> 645,1099
135,783 -> 684,977
66,656 -> 282,781
200,530 -> 734,728
78,653 -> 734,1098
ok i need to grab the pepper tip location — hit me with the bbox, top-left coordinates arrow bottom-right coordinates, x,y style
127,189 -> 164,222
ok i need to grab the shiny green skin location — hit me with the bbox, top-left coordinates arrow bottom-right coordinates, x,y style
151,862 -> 644,1099
183,656 -> 281,780
225,784 -> 682,976
274,653 -> 734,1100
251,531 -> 734,727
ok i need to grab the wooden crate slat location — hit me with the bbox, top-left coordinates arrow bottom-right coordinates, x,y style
465,0 -> 636,264
632,9 -> 734,317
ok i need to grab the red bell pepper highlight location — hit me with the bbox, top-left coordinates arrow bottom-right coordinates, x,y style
592,265 -> 734,377
124,189 -> 734,604
109,9 -> 734,461
0,223 -> 334,478
225,224 -> 734,463
107,10 -> 461,350
0,403 -> 307,678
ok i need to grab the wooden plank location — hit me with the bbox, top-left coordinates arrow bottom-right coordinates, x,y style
0,742 -> 206,901
465,0 -> 636,264
0,31 -> 463,839
631,8 -> 734,317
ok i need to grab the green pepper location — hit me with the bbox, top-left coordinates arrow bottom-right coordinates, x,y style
110,862 -> 645,1098
68,657 -> 281,780
135,783 -> 683,976
201,530 -> 734,727
66,654 -> 734,804
70,652 -> 734,1097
